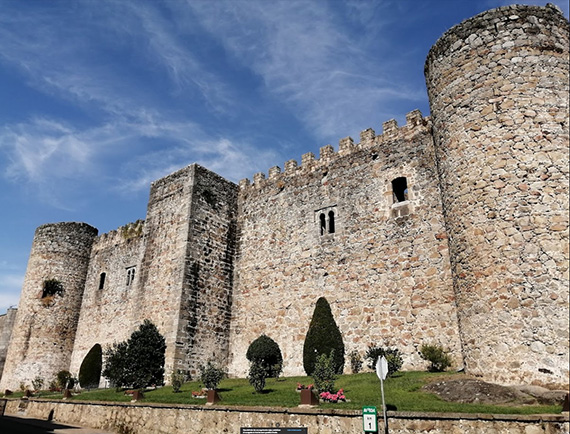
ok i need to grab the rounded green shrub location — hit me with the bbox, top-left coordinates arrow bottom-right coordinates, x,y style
199,361 -> 225,390
365,345 -> 403,377
303,297 -> 345,375
79,344 -> 102,389
419,343 -> 452,372
246,334 -> 283,378
56,370 -> 74,390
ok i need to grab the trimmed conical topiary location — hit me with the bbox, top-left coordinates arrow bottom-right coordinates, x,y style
303,297 -> 345,375
79,343 -> 102,388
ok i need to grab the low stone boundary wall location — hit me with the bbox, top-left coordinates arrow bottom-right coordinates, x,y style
4,398 -> 569,433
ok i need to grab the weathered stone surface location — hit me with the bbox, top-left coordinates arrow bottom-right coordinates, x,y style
0,308 -> 16,378
5,399 -> 570,434
0,4 -> 568,392
425,4 -> 569,388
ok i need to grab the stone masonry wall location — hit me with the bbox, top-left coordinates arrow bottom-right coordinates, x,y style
228,111 -> 463,377
0,308 -> 17,379
134,166 -> 197,378
0,223 -> 98,391
175,165 -> 238,376
425,4 -> 569,388
5,399 -> 569,434
69,222 -> 146,385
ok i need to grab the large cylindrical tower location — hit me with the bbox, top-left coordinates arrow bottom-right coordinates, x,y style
425,5 -> 569,387
0,222 -> 98,390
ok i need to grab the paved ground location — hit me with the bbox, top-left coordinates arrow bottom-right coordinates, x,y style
0,415 -> 113,434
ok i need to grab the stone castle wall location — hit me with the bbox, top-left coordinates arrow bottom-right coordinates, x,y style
227,111 -> 463,377
1,4 -> 568,391
425,4 -> 569,388
68,222 -> 146,383
175,165 -> 238,376
0,308 -> 17,378
0,223 -> 98,391
71,165 -> 238,380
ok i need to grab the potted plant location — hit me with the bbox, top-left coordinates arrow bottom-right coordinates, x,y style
199,362 -> 225,405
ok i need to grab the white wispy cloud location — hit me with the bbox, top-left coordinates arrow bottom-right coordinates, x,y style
185,0 -> 424,141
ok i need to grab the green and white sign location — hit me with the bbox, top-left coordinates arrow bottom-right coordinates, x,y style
362,406 -> 378,432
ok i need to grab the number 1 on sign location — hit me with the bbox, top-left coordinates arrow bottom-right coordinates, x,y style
362,407 -> 378,432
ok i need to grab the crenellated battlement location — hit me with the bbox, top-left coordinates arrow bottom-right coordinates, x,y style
95,220 -> 145,245
239,109 -> 429,190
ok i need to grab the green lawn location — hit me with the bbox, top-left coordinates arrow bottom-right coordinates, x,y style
14,372 -> 563,415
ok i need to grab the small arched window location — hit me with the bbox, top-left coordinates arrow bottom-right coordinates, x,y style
320,213 -> 326,235
98,272 -> 106,290
316,205 -> 338,237
328,211 -> 335,234
392,177 -> 408,203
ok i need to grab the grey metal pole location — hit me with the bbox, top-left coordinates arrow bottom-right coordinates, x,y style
380,375 -> 388,434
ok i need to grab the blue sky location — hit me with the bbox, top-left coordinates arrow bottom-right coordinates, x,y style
1,0 -> 568,313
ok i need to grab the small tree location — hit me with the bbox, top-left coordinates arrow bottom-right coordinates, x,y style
56,370 -> 74,390
303,297 -> 345,375
102,320 -> 166,389
199,361 -> 225,390
246,334 -> 283,379
248,361 -> 267,393
365,345 -> 403,377
420,343 -> 452,372
171,371 -> 185,393
312,350 -> 337,393
79,344 -> 102,389
102,342 -> 129,389
126,320 -> 166,388
32,376 -> 44,392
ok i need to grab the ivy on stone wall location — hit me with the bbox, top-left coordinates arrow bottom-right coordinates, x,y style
41,279 -> 64,299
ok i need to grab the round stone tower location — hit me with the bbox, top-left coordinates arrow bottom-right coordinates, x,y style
0,222 -> 98,390
425,5 -> 569,387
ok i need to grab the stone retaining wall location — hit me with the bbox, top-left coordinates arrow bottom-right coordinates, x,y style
4,399 -> 569,434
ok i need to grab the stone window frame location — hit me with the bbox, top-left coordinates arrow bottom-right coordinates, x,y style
315,205 -> 338,237
391,176 -> 409,203
126,266 -> 136,287
389,176 -> 413,218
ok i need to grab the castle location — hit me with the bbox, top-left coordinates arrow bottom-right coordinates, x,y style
1,4 -> 568,391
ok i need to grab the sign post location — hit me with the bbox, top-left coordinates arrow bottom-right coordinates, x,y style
362,406 -> 378,432
375,356 -> 389,434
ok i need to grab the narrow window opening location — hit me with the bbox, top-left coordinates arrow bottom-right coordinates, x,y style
328,211 -> 335,234
98,273 -> 106,290
392,177 -> 409,203
126,267 -> 136,287
319,213 -> 326,236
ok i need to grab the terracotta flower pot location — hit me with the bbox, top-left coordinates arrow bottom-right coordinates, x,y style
300,388 -> 319,406
206,389 -> 221,405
